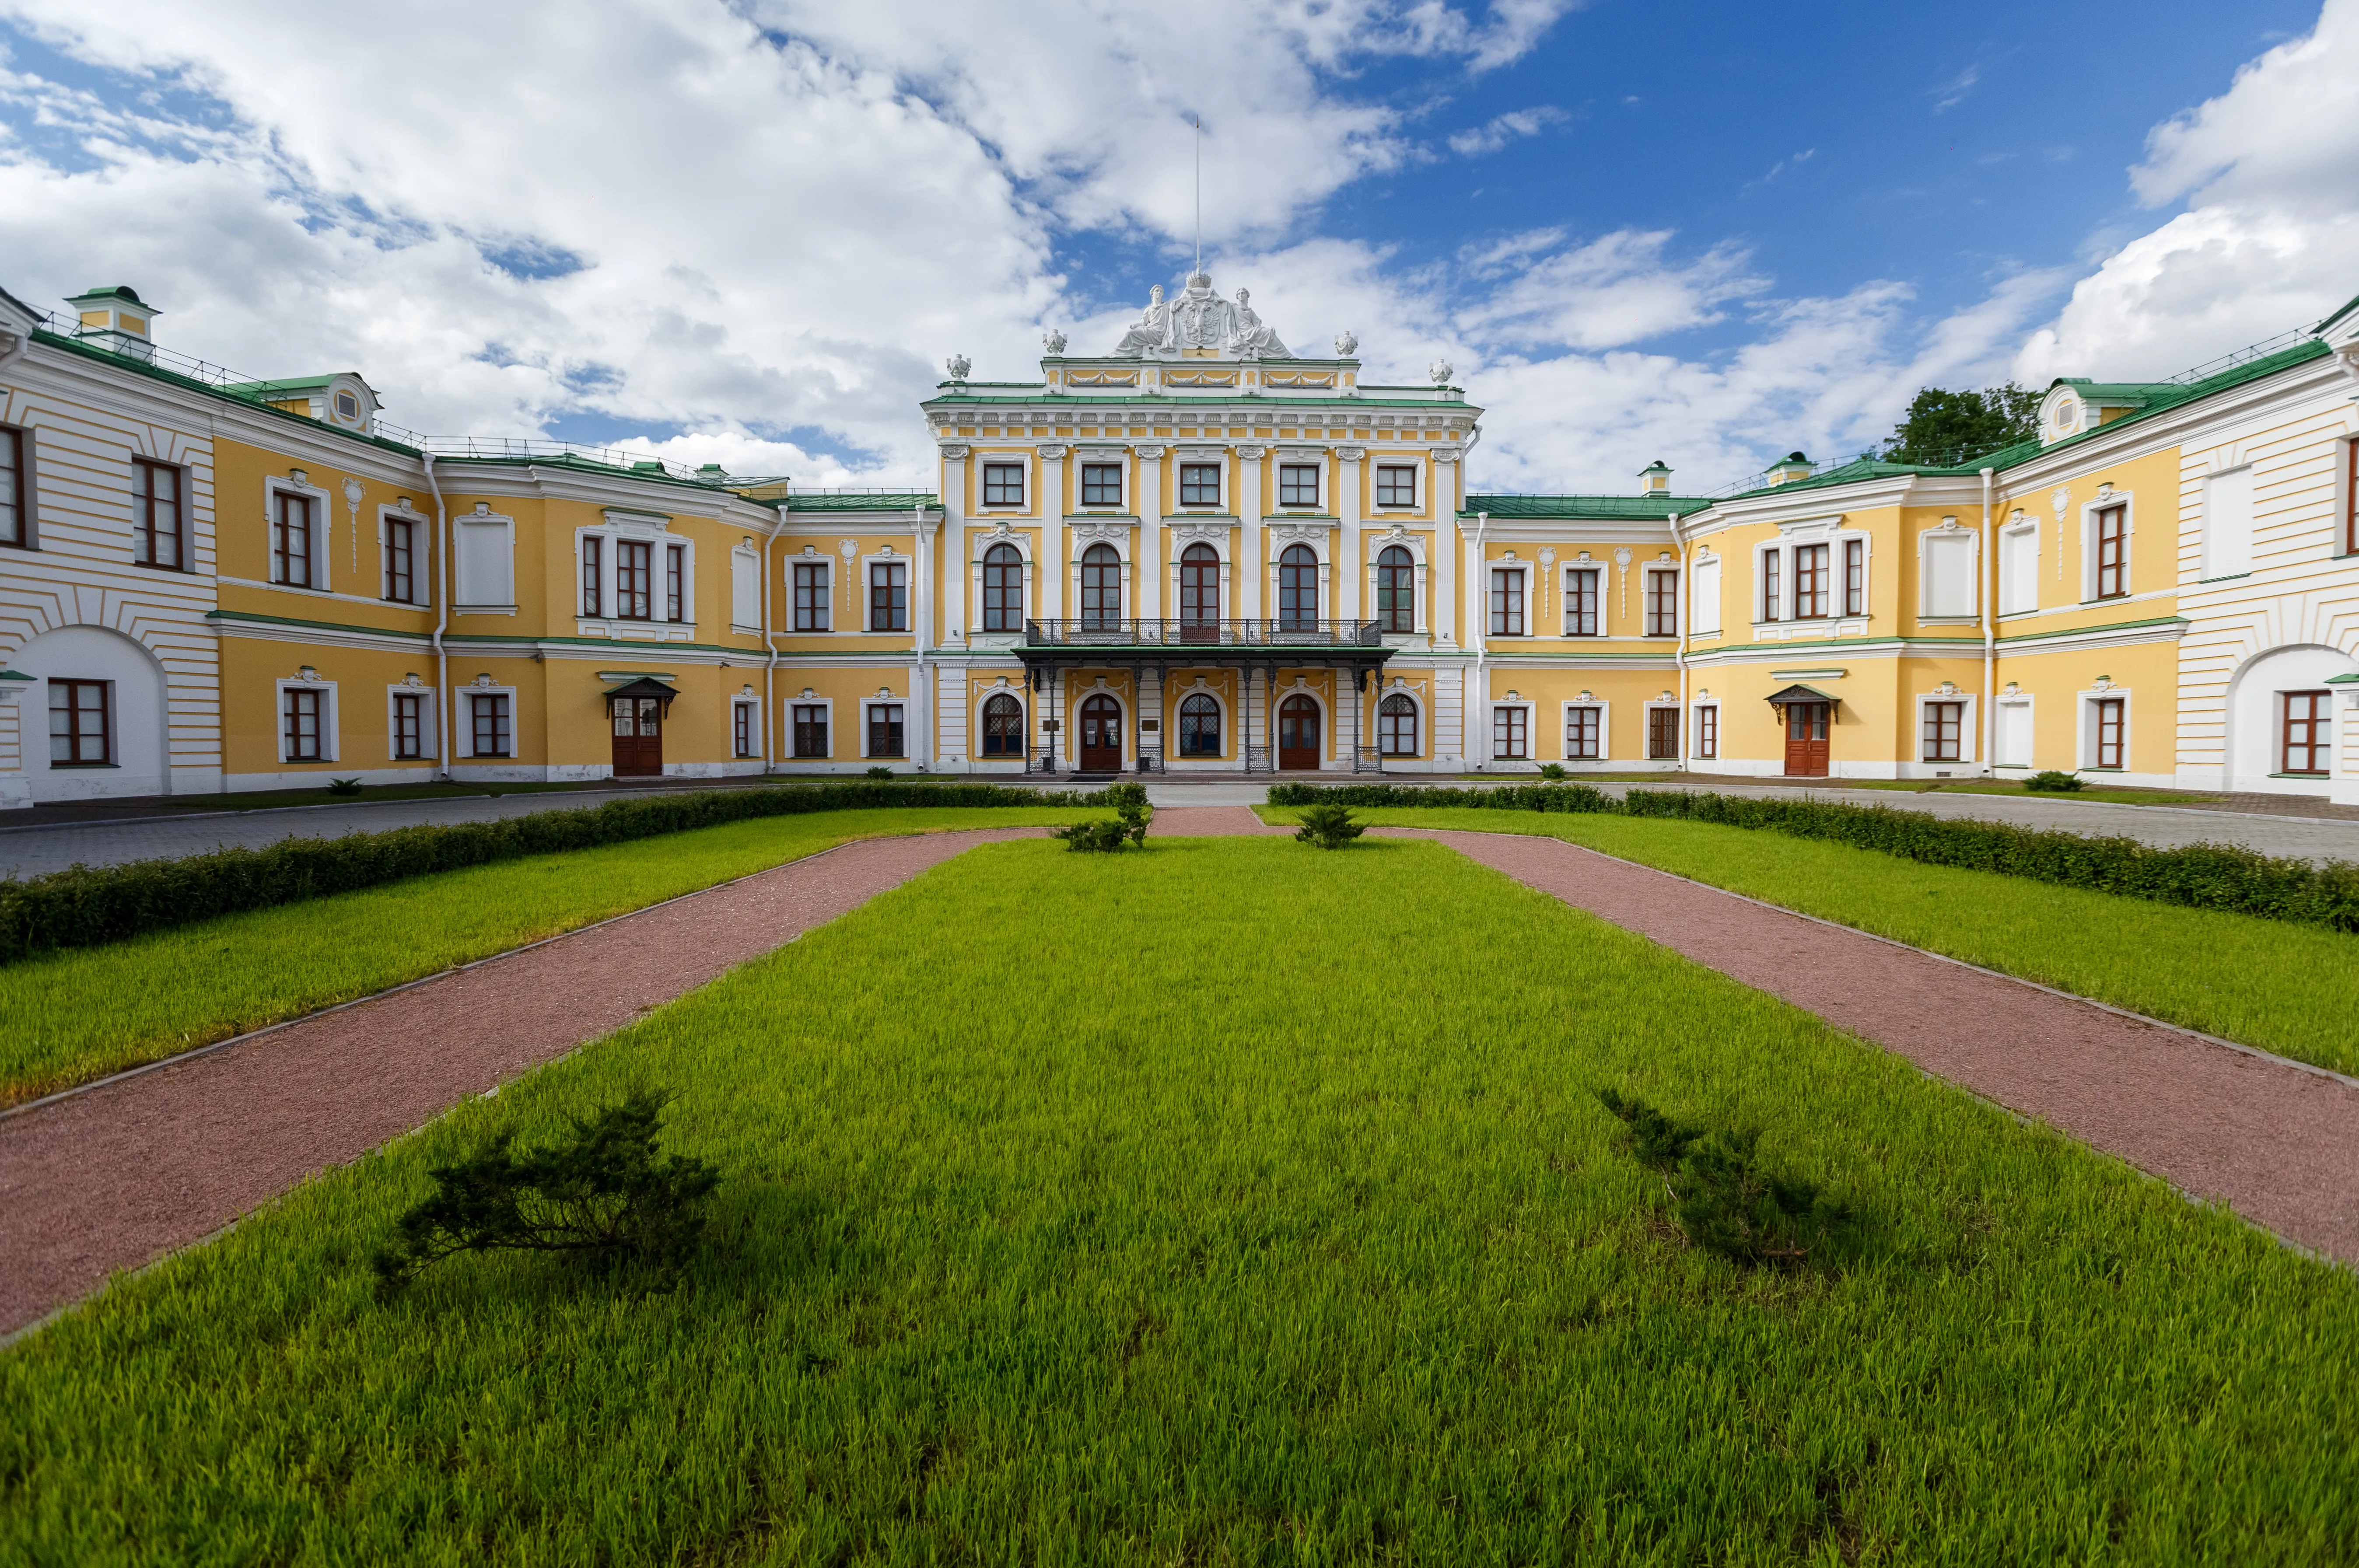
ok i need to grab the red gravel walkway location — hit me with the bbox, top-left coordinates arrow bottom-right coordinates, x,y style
1392,828 -> 2359,1264
0,827 -> 1041,1337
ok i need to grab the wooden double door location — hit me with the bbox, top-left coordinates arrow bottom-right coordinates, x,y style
612,695 -> 664,777
1782,702 -> 1830,777
1078,693 -> 1123,773
1278,694 -> 1321,772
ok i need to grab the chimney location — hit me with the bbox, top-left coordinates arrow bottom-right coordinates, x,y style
67,285 -> 159,364
1766,451 -> 1814,486
1637,460 -> 1673,496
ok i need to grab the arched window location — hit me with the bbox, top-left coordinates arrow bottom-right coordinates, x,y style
1279,544 -> 1318,629
1181,543 -> 1220,637
1379,693 -> 1418,756
1179,692 -> 1222,757
980,692 -> 1025,757
1377,545 -> 1414,633
982,543 -> 1022,632
1081,542 -> 1121,629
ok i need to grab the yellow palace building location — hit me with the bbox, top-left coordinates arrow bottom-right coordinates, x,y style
0,271 -> 2355,806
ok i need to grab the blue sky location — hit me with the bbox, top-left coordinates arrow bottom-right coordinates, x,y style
1,0 -> 2352,492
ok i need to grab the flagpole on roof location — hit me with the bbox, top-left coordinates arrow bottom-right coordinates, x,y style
1193,114 -> 1201,276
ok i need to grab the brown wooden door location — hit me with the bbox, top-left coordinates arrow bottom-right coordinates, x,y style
612,696 -> 664,777
1782,701 -> 1829,777
1278,694 -> 1320,771
1078,693 -> 1123,772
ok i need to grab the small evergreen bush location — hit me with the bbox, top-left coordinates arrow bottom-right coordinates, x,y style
1294,802 -> 1366,849
864,766 -> 895,782
2024,770 -> 2085,792
326,778 -> 364,797
373,1089 -> 721,1291
1596,1089 -> 1851,1268
1539,763 -> 1568,781
1054,782 -> 1150,852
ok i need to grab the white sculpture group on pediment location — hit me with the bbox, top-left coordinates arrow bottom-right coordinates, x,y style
1108,271 -> 1293,360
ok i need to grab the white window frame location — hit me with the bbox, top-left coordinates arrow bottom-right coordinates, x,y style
1268,528 -> 1329,621
971,530 -> 1035,637
978,455 -> 1032,511
452,503 -> 518,615
460,683 -> 519,759
1372,461 -> 1420,510
1998,518 -> 2040,617
1489,698 -> 1534,761
1562,564 -> 1603,636
1176,457 -> 1225,510
1077,460 -> 1125,510
575,514 -> 692,631
2200,464 -> 2255,581
1993,695 -> 2035,769
1642,699 -> 1684,761
1643,566 -> 1680,637
1366,532 -> 1427,636
1689,552 -> 1722,636
728,538 -> 761,633
1374,688 -> 1423,758
2081,491 -> 2136,604
1276,461 -> 1323,510
385,681 -> 438,761
976,686 -> 1034,761
377,503 -> 431,607
274,675 -> 340,763
1691,701 -> 1719,760
863,549 -> 914,633
263,472 -> 334,594
861,698 -> 908,759
1170,684 -> 1228,761
2077,687 -> 2130,772
786,548 -> 836,634
1487,562 -> 1529,638
1756,525 -> 1871,628
787,695 -> 835,760
1914,693 -> 1978,765
730,695 -> 762,759
1560,699 -> 1613,762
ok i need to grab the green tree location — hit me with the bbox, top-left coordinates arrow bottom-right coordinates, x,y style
1880,384 -> 2041,466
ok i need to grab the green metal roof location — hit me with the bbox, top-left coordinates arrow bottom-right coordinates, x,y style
219,373 -> 375,398
2314,291 -> 2359,337
1461,493 -> 1716,520
782,491 -> 940,512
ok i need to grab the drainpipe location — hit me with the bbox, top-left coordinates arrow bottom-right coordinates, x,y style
1980,467 -> 1995,777
1669,508 -> 1688,773
762,501 -> 783,775
1471,509 -> 1489,770
423,450 -> 454,781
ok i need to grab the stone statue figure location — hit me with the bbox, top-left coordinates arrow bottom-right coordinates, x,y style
945,353 -> 971,381
1110,285 -> 1171,356
1166,272 -> 1239,353
1333,329 -> 1358,357
1428,359 -> 1454,385
1042,327 -> 1068,355
1229,288 -> 1290,358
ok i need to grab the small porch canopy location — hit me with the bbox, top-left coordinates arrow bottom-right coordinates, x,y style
601,674 -> 679,712
1763,683 -> 1838,708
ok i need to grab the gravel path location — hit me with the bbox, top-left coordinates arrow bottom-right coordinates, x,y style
1399,828 -> 2359,1264
0,827 -> 1041,1338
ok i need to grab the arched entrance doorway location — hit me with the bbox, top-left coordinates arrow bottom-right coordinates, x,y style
1278,694 -> 1321,771
1078,692 -> 1123,773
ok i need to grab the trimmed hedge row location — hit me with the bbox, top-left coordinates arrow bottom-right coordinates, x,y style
1272,782 -> 2359,934
0,782 -> 1103,964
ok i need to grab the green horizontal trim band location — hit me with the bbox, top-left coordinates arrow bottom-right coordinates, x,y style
1995,615 -> 2188,643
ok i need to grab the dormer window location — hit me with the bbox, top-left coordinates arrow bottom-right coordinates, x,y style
2053,398 -> 2077,432
335,391 -> 358,420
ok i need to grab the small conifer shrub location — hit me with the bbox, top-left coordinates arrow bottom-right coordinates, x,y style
864,765 -> 896,782
326,777 -> 364,797
1053,783 -> 1150,851
1539,763 -> 1568,781
1294,802 -> 1366,849
373,1090 -> 721,1290
1595,1089 -> 1852,1268
2024,770 -> 2086,792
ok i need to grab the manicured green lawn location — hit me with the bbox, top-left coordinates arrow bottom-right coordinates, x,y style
1260,805 -> 2359,1077
5,838 -> 2353,1562
0,807 -> 1094,1107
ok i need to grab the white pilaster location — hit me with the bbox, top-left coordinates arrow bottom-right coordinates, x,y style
940,444 -> 970,641
1337,444 -> 1365,622
1238,444 -> 1266,622
1137,445 -> 1164,619
1038,446 -> 1066,623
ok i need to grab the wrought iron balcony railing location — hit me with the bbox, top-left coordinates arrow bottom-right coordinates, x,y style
1022,618 -> 1385,648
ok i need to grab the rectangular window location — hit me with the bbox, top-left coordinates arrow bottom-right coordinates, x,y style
1843,538 -> 1865,616
1081,463 -> 1122,507
1645,569 -> 1677,636
617,540 -> 652,619
2282,691 -> 2332,775
384,519 -> 416,604
272,491 -> 314,587
2204,467 -> 2254,579
392,692 -> 424,760
868,703 -> 905,758
733,704 -> 755,759
1696,705 -> 1718,760
1648,707 -> 1680,760
132,460 -> 182,570
1180,463 -> 1220,507
793,703 -> 829,758
1488,568 -> 1524,636
1564,705 -> 1601,761
284,687 -> 324,762
982,463 -> 1024,506
1999,527 -> 2036,615
1922,700 -> 1964,762
2094,697 -> 2124,770
48,679 -> 110,765
666,542 -> 686,622
2348,440 -> 2359,556
1760,550 -> 1781,622
2094,504 -> 2128,600
1564,568 -> 1600,636
0,424 -> 25,548
1794,543 -> 1829,618
1491,705 -> 1527,760
1375,465 -> 1416,507
870,562 -> 908,631
794,562 -> 830,631
1278,464 -> 1320,507
470,693 -> 512,758
581,536 -> 602,617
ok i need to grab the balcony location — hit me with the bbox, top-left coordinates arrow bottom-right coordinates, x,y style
1022,618 -> 1385,649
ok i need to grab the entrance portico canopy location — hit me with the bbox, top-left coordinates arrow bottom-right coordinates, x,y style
1014,619 -> 1396,774
1764,682 -> 1838,709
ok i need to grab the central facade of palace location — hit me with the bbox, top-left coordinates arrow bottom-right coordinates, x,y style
0,268 -> 2355,803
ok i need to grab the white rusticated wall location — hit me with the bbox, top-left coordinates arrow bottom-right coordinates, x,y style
0,350 -> 222,805
2173,370 -> 2359,802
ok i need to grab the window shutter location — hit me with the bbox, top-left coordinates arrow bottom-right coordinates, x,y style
455,516 -> 514,608
2204,468 -> 2253,579
1923,532 -> 1975,617
731,547 -> 760,629
1690,559 -> 1721,634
